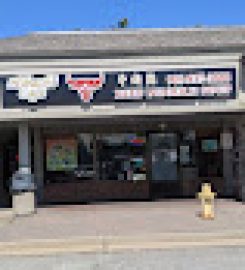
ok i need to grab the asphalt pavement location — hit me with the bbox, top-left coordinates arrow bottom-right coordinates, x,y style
0,246 -> 244,270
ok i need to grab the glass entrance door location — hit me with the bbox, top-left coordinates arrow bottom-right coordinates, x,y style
151,133 -> 180,198
151,133 -> 178,181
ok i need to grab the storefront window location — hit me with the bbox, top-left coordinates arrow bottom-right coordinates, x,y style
44,134 -> 95,183
98,133 -> 146,181
198,137 -> 223,177
75,134 -> 95,180
45,136 -> 78,183
44,133 -> 146,183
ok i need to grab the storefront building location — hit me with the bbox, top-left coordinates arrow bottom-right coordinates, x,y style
0,27 -> 245,209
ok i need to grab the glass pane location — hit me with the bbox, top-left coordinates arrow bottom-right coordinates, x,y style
76,134 -> 95,180
151,133 -> 178,181
98,133 -> 146,180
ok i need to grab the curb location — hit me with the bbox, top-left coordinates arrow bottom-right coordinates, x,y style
0,232 -> 245,255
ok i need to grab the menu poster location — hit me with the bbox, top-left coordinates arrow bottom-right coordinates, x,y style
46,138 -> 78,171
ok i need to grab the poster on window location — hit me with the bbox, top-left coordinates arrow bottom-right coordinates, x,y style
46,138 -> 78,171
220,133 -> 233,150
201,139 -> 218,152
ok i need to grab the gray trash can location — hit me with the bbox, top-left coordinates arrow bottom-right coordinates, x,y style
10,170 -> 36,216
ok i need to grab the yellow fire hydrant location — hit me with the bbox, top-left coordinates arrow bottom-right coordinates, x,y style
197,183 -> 217,220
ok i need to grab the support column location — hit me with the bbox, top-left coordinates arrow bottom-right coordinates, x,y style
0,144 -> 5,206
34,127 -> 44,204
12,122 -> 35,215
93,133 -> 98,180
235,120 -> 245,202
19,122 -> 31,171
222,127 -> 235,197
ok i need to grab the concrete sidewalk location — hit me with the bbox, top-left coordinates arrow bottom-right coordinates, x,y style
0,199 -> 245,255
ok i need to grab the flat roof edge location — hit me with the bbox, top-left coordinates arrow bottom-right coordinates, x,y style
31,26 -> 245,35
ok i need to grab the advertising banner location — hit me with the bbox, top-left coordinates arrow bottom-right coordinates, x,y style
46,138 -> 78,171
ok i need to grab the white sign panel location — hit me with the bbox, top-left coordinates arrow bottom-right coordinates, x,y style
220,133 -> 233,150
6,75 -> 59,103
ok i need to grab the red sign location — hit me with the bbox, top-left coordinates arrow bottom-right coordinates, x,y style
66,76 -> 103,103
